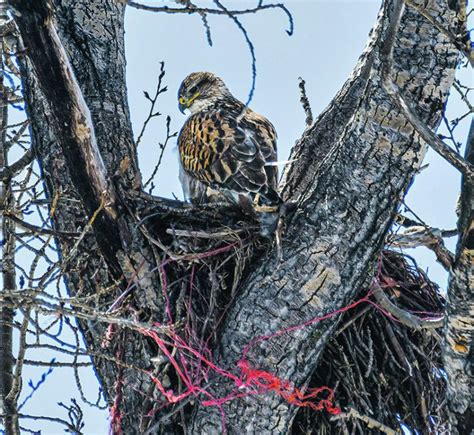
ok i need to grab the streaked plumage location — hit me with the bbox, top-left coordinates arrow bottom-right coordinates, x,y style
177,72 -> 280,209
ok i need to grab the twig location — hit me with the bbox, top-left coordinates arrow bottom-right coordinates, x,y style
165,227 -> 250,240
0,148 -> 33,179
0,290 -> 172,338
126,0 -> 294,35
333,407 -> 401,435
144,115 -> 177,194
135,61 -> 167,147
3,211 -> 79,238
298,77 -> 313,126
213,0 -> 257,105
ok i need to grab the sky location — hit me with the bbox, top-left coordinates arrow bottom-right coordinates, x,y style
4,1 -> 472,433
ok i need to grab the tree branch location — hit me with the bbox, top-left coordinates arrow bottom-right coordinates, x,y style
191,0 -> 460,430
372,281 -> 444,330
389,225 -> 455,271
381,1 -> 474,178
333,407 -> 400,435
0,14 -> 19,432
11,0 -> 124,276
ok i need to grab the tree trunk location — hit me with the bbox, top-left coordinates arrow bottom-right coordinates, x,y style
8,0 -> 467,433
443,119 -> 473,434
192,0 -> 459,430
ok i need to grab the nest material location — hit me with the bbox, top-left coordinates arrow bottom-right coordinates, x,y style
293,250 -> 447,434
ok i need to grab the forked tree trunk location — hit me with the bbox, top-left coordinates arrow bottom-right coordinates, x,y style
8,0 -> 469,433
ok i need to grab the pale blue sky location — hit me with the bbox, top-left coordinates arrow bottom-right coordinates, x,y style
8,1 -> 472,433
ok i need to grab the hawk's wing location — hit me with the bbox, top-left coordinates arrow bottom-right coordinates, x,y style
178,103 -> 279,204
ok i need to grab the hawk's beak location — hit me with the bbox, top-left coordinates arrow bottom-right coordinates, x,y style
178,97 -> 187,114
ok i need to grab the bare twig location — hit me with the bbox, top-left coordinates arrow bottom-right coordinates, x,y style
144,115 -> 177,194
126,0 -> 294,33
298,77 -> 313,126
165,227 -> 249,240
0,148 -> 33,179
135,61 -> 167,147
3,211 -> 79,238
333,407 -> 401,435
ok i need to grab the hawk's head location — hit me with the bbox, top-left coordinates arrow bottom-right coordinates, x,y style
178,72 -> 231,114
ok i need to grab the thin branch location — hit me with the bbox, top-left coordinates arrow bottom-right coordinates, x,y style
298,77 -> 313,126
0,19 -> 20,433
135,61 -> 166,147
1,148 -> 33,179
3,211 -> 80,239
165,227 -> 250,240
0,290 -> 172,339
126,0 -> 294,36
144,115 -> 177,194
213,0 -> 257,105
23,360 -> 91,368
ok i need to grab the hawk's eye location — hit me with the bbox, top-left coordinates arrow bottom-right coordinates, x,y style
189,85 -> 198,95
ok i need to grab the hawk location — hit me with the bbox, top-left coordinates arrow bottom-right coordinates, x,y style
177,72 -> 281,214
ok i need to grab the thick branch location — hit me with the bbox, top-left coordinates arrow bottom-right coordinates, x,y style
381,1 -> 473,177
11,0 -> 124,276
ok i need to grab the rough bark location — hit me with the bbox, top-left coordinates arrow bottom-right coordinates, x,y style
7,0 -> 467,433
443,118 -> 474,434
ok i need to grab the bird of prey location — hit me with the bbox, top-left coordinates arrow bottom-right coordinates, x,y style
177,72 -> 281,215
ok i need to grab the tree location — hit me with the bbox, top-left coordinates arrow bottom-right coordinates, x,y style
1,0 -> 472,434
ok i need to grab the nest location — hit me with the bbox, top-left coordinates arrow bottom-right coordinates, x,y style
111,193 -> 448,433
293,249 -> 447,434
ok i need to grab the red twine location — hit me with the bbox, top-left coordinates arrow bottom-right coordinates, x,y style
111,243 -> 391,433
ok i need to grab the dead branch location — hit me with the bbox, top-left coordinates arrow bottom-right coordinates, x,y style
389,225 -> 455,270
372,281 -> 444,329
333,407 -> 401,435
298,77 -> 313,126
10,0 -> 124,276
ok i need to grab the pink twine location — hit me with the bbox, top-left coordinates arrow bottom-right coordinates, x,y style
110,247 -> 447,431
